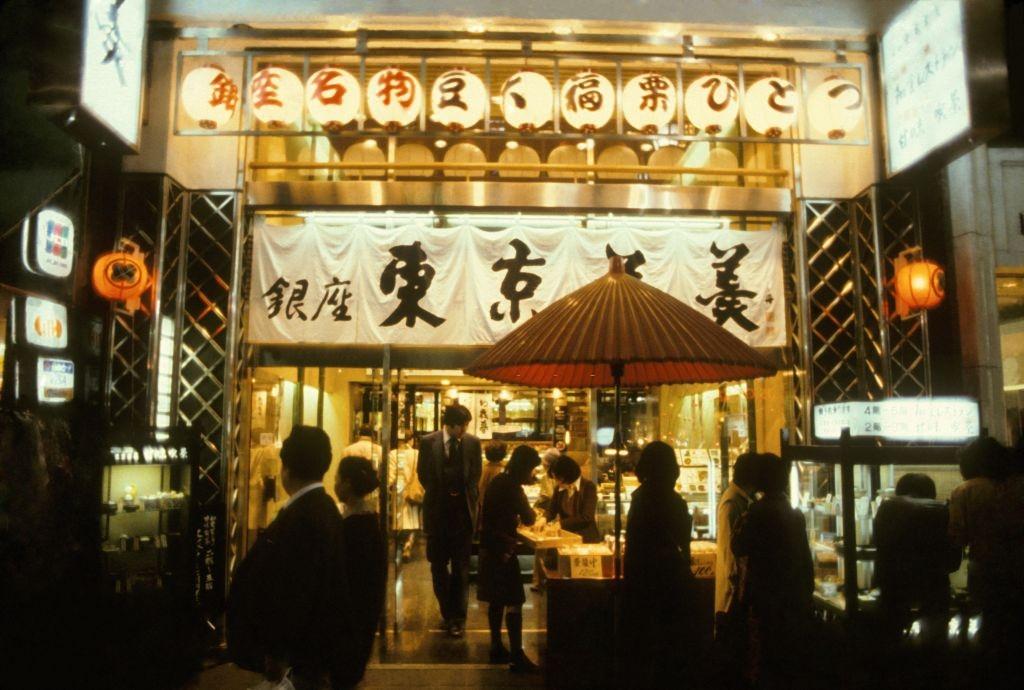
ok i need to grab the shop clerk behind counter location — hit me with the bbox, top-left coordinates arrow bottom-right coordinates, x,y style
543,456 -> 600,543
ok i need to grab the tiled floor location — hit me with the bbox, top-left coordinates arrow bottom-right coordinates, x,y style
197,537 -> 547,688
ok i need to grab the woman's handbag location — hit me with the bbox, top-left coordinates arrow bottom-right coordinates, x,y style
405,469 -> 425,505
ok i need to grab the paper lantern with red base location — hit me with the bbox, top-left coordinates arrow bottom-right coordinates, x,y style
92,239 -> 150,313
893,249 -> 945,318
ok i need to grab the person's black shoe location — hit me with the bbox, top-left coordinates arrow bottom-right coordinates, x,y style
489,645 -> 511,664
509,651 -> 540,673
448,621 -> 464,638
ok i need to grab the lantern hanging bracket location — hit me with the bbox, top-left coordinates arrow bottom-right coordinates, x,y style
682,35 -> 694,60
521,38 -> 533,57
835,41 -> 848,64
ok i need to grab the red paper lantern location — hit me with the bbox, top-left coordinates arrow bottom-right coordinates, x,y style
92,241 -> 150,312
894,260 -> 945,311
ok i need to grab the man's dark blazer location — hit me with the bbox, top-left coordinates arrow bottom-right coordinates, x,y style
416,430 -> 483,537
227,486 -> 353,679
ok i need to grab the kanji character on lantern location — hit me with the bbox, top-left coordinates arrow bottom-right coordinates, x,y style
368,67 -> 423,130
181,65 -> 238,130
500,70 -> 553,133
430,69 -> 487,132
684,74 -> 740,135
305,67 -> 361,132
622,72 -> 677,133
249,67 -> 303,128
561,71 -> 614,132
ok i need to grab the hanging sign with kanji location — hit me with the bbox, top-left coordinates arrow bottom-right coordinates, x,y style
247,218 -> 785,347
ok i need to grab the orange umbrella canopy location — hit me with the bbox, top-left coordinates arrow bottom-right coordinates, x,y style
465,257 -> 777,387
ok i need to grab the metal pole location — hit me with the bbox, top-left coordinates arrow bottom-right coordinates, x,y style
379,346 -> 392,644
612,362 -> 624,580
839,428 -> 858,617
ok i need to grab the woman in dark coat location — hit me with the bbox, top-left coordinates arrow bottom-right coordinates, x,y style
623,441 -> 693,688
334,456 -> 387,687
732,453 -> 813,689
478,445 -> 541,673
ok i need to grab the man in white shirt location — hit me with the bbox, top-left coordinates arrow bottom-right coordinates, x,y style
325,425 -> 382,503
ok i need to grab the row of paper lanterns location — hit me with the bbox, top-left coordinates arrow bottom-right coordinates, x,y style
182,64 -> 864,139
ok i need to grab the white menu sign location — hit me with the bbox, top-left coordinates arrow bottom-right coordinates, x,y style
80,0 -> 148,148
813,397 -> 979,442
882,0 -> 970,175
25,297 -> 68,349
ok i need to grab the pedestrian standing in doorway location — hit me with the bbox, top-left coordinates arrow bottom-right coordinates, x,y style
227,426 -> 352,690
416,405 -> 483,638
732,454 -> 814,690
713,452 -> 761,687
390,431 -> 422,562
478,445 -> 542,673
334,456 -> 386,687
622,440 -> 694,688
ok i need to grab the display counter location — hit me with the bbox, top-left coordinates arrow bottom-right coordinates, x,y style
542,540 -> 718,689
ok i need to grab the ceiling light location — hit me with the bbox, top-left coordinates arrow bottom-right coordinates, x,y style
467,22 -> 486,34
640,142 -> 654,152
362,139 -> 377,148
761,30 -> 780,42
506,140 -> 519,149
440,379 -> 451,386
658,27 -> 678,38
553,25 -> 572,36
434,139 -> 448,149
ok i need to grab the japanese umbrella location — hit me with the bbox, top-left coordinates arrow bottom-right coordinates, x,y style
465,256 -> 776,578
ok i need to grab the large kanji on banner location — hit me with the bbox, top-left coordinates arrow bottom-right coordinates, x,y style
247,218 -> 785,347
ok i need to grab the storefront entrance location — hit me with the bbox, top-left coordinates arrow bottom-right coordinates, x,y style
242,361 -> 788,660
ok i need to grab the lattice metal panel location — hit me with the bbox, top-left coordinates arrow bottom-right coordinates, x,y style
108,177 -> 162,425
179,192 -> 237,513
872,187 -> 930,398
850,192 -> 889,401
787,218 -> 810,443
802,200 -> 860,405
224,213 -> 253,577
156,182 -> 188,422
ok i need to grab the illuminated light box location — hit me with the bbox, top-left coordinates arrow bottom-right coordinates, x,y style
21,209 -> 75,278
813,397 -> 979,443
37,357 -> 75,404
880,0 -> 1009,176
24,296 -> 68,350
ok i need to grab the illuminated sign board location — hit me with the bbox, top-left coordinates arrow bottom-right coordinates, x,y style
80,0 -> 147,150
813,397 -> 980,443
25,297 -> 68,349
881,0 -> 970,175
21,209 -> 75,278
37,357 -> 75,404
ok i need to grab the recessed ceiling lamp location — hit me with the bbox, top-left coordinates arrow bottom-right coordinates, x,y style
553,25 -> 573,35
434,139 -> 448,149
761,30 -> 780,41
467,22 -> 486,34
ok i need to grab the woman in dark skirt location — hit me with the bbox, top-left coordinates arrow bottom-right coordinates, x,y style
478,445 -> 541,673
334,456 -> 386,688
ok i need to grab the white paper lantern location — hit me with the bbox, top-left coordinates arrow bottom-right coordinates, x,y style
430,69 -> 487,132
181,65 -> 238,129
807,75 -> 864,140
249,67 -> 303,128
367,67 -> 423,130
622,72 -> 676,133
684,74 -> 739,135
305,67 -> 361,132
560,71 -> 615,132
501,70 -> 553,132
743,77 -> 799,137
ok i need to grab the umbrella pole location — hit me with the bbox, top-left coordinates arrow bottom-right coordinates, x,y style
612,362 -> 624,580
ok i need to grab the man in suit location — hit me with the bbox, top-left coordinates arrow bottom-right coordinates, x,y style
227,426 -> 353,690
417,404 -> 482,638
